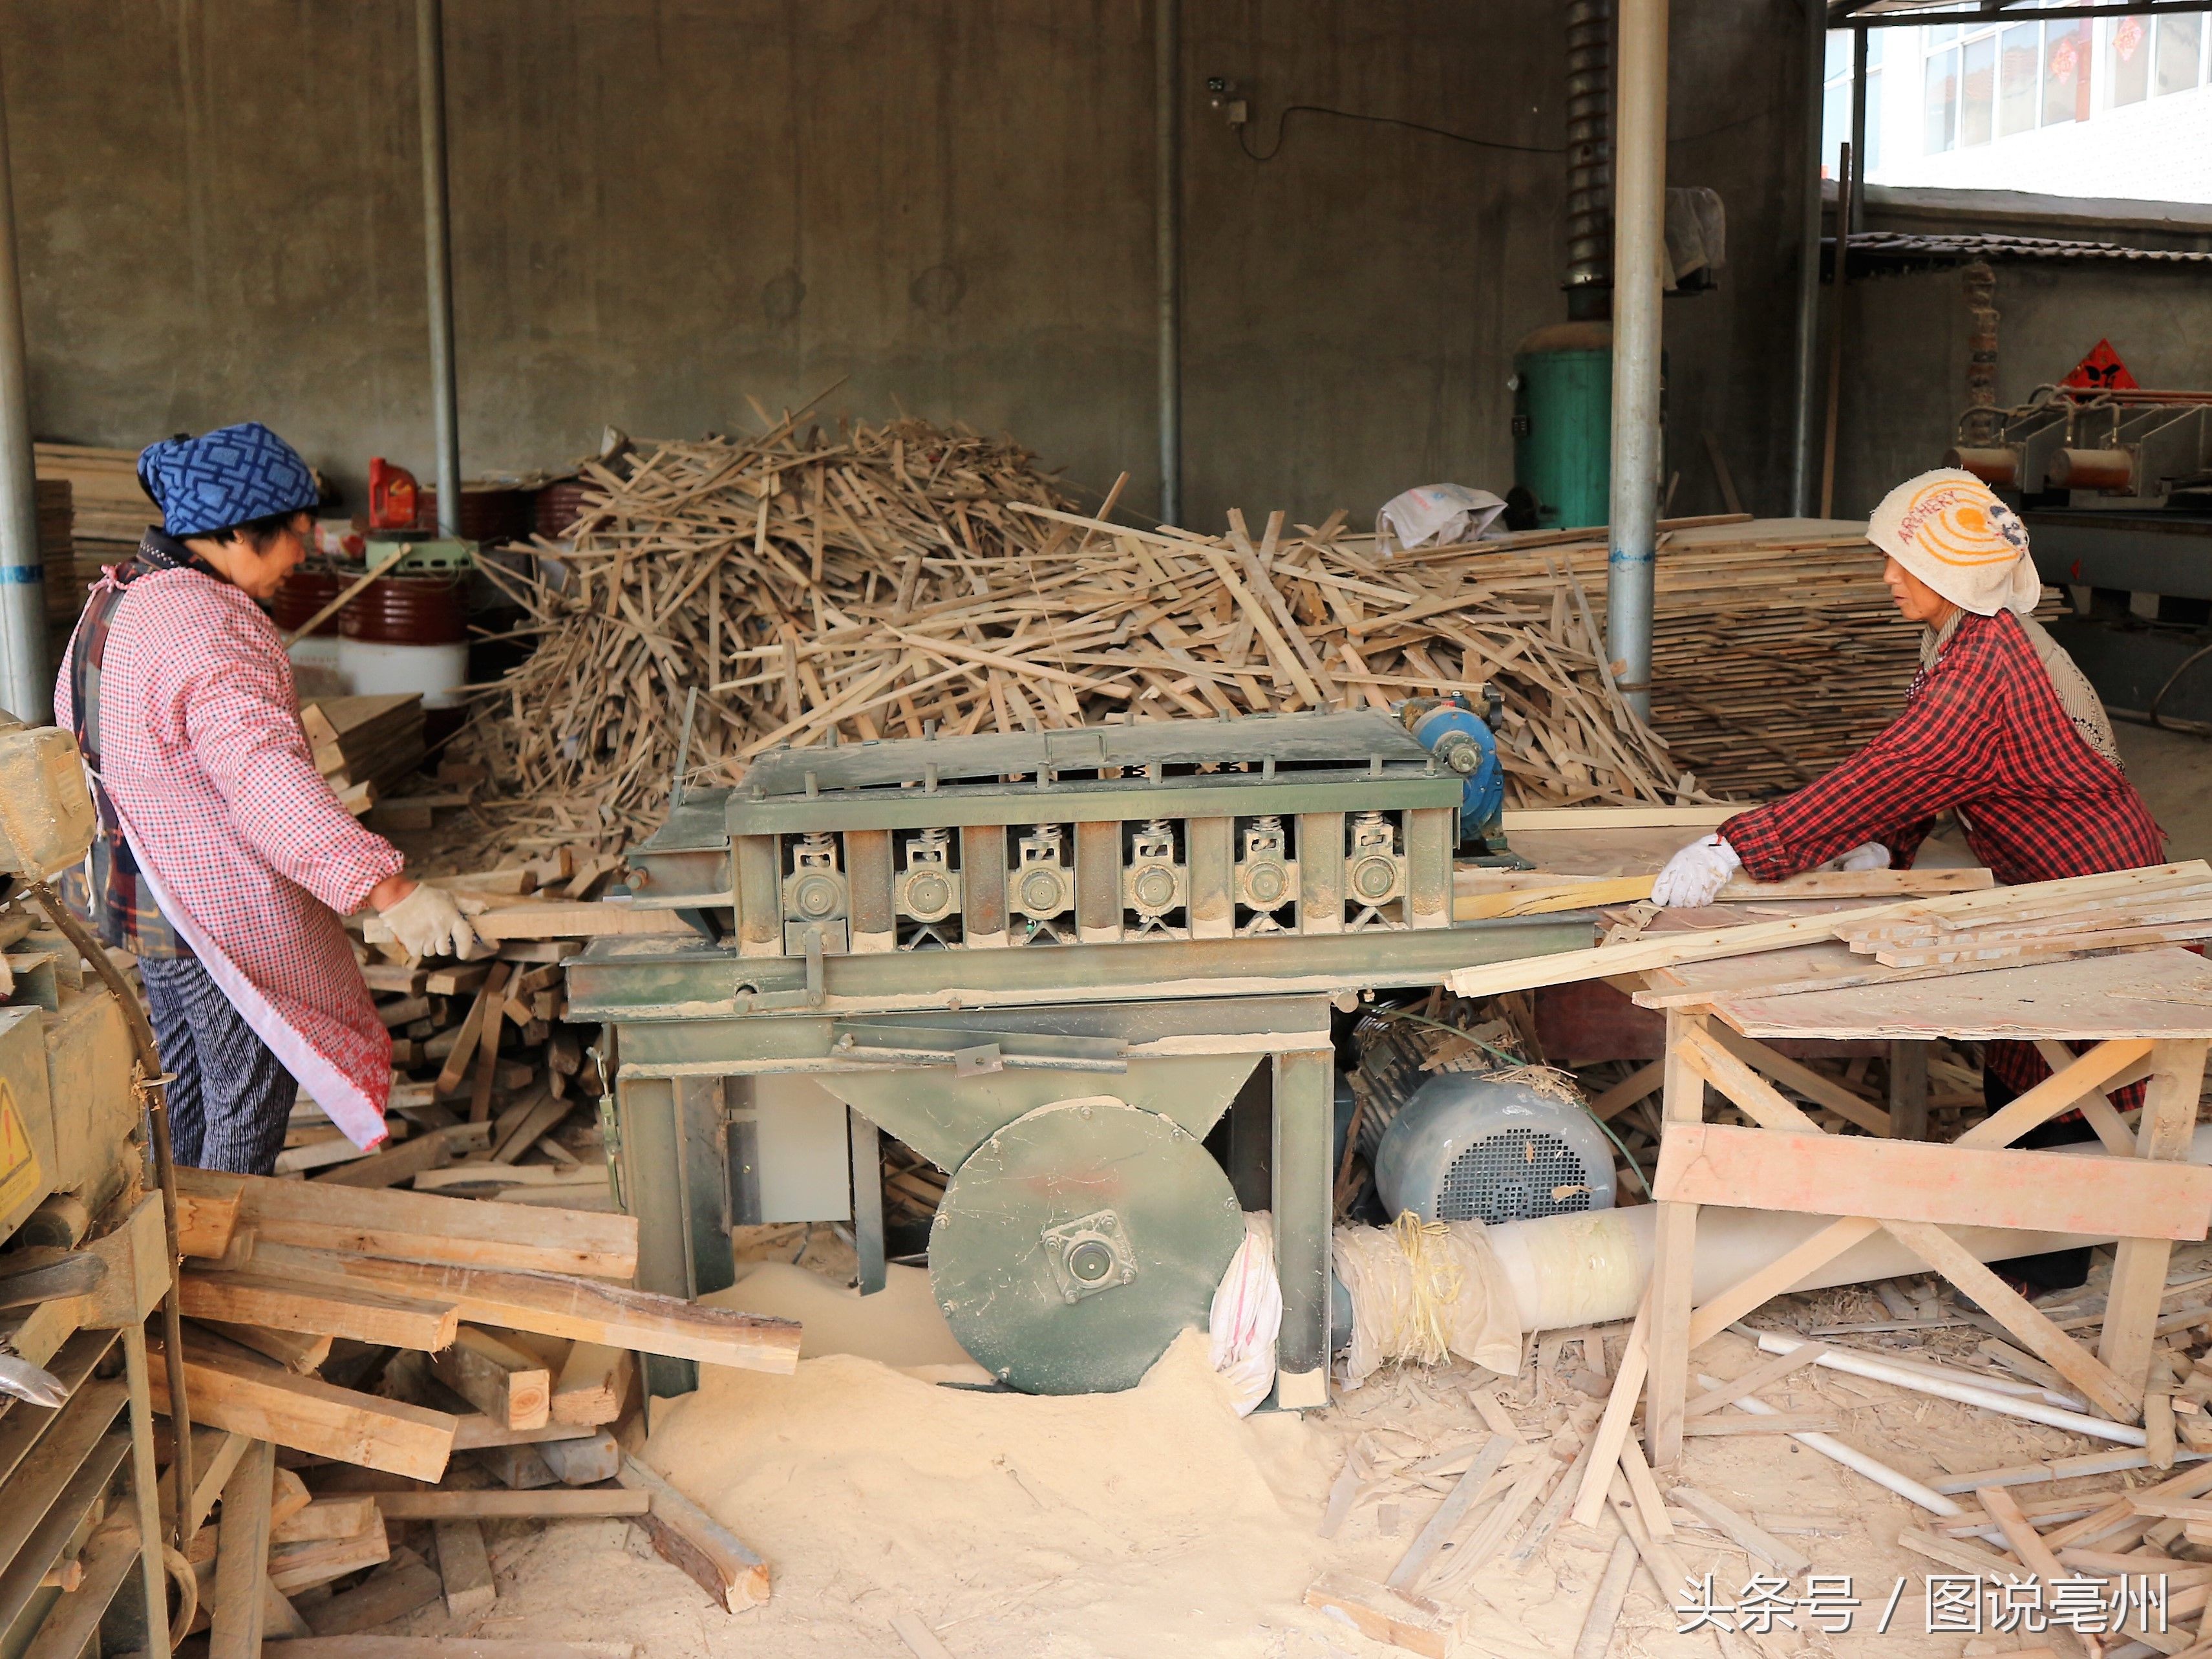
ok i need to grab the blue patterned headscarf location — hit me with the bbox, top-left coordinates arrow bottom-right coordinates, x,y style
136,423 -> 319,539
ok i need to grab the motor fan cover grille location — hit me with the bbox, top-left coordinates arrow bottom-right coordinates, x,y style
1436,1127 -> 1593,1224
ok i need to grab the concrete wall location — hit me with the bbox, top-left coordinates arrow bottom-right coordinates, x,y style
1,0 -> 1815,531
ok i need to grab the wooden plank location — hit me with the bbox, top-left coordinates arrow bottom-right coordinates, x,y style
435,967 -> 509,1097
197,1319 -> 334,1375
462,904 -> 686,941
301,1554 -> 443,1636
270,1523 -> 392,1593
449,1416 -> 601,1451
180,1268 -> 463,1350
550,1343 -> 632,1426
1977,1485 -> 2072,1587
1708,1027 -> 1891,1136
435,1517 -> 497,1620
1882,1219 -> 2138,1422
315,1124 -> 473,1190
1654,1123 -> 2212,1241
147,1334 -> 456,1481
2103,1040 -> 2212,1397
1304,1571 -> 1458,1658
176,1167 -> 639,1280
1387,1433 -> 1511,1590
1670,1485 -> 1811,1574
1586,1060 -> 1664,1123
177,1191 -> 243,1259
254,1245 -> 800,1374
1571,1298 -> 1650,1528
373,1490 -> 650,1520
1684,1343 -> 1831,1418
273,1497 -> 384,1545
271,1463 -> 313,1528
1706,948 -> 2212,1043
259,1642 -> 633,1659
431,1329 -> 551,1430
615,1454 -> 772,1612
1571,1536 -> 1637,1659
1647,1012 -> 1706,1470
210,1439 -> 275,1659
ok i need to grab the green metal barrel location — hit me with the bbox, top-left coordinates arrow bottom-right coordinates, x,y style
1511,321 -> 1613,531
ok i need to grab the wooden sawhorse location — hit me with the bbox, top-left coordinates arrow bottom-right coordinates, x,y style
1574,947 -> 2212,1525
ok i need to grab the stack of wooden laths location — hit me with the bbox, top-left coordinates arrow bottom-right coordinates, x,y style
1833,864 -> 2212,969
154,1172 -> 787,1645
302,694 -> 427,815
34,444 -> 144,628
1449,862 -> 2212,1005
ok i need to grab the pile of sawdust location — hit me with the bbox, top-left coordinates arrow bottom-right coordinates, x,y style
714,1259 -> 988,1380
628,1329 -> 1336,1656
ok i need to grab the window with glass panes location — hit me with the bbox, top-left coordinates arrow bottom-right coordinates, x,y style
1822,30 -> 1883,175
2108,12 -> 2206,107
1923,7 -> 2094,152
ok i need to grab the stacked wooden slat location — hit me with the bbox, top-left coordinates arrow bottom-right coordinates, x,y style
458,411 -> 1710,850
1833,865 -> 2212,969
156,1171 -> 789,1643
34,444 -> 144,632
301,694 -> 427,817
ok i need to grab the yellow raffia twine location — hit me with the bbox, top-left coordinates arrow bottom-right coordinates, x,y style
1387,1210 -> 1467,1369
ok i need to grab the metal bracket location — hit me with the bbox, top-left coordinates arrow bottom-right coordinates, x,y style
826,1023 -> 1129,1073
1041,1207 -> 1138,1303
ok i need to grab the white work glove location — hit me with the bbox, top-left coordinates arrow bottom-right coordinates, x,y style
1651,834 -> 1741,908
1825,842 -> 1891,873
378,881 -> 480,959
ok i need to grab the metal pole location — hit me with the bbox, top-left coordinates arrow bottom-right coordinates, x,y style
1606,0 -> 1667,720
0,53 -> 48,725
1154,0 -> 1182,527
1789,0 -> 1827,517
1849,27 -> 1869,233
417,0 -> 462,538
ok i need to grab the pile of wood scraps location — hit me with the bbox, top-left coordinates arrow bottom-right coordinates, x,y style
153,1171 -> 795,1649
453,405 -> 1837,851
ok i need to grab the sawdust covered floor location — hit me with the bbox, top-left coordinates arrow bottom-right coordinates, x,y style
363,1250 -> 2173,1658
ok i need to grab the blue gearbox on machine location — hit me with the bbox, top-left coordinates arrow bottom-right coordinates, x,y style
1397,695 -> 1507,851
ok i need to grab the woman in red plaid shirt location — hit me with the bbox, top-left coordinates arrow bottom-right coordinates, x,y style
1650,469 -> 2165,1285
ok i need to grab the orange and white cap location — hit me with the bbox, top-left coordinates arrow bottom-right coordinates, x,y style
1867,468 -> 2043,616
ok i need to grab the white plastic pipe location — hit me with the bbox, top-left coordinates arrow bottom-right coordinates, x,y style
1701,1373 -> 1962,1516
1754,1331 -> 2145,1448
1605,0 -> 1668,719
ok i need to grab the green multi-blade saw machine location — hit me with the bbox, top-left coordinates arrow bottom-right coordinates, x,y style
566,705 -> 1591,1406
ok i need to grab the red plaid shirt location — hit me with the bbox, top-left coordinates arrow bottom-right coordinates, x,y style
1721,608 -> 2165,1095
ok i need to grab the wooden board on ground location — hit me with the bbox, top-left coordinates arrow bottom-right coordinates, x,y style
147,1331 -> 456,1481
615,1453 -> 771,1612
176,1167 -> 638,1280
253,1244 -> 800,1373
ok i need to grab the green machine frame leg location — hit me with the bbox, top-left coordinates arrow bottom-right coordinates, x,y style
1272,1049 -> 1335,1409
626,1076 -> 738,1398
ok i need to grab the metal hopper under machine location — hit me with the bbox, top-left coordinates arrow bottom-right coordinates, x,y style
566,705 -> 1596,1405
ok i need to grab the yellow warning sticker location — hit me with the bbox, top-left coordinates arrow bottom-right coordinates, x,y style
0,1078 -> 39,1219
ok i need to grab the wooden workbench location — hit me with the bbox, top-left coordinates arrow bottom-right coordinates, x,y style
1644,948 -> 2212,1468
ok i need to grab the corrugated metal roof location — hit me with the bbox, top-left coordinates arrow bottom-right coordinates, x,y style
1844,230 -> 2212,265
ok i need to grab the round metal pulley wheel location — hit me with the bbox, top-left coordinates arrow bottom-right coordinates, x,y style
931,1097 -> 1245,1395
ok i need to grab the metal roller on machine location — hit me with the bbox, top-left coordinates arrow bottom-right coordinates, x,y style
930,1098 -> 1245,1395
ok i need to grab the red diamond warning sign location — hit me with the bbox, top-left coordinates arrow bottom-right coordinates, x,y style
2064,339 -> 2138,391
